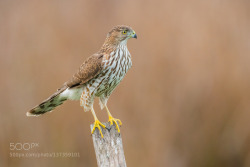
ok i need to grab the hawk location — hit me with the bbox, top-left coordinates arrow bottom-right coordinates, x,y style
27,25 -> 137,137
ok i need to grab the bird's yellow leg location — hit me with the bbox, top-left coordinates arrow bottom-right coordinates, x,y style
105,106 -> 122,133
91,108 -> 106,138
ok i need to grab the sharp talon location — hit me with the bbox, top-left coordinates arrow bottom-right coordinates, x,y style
108,116 -> 122,133
92,119 -> 105,138
118,120 -> 122,126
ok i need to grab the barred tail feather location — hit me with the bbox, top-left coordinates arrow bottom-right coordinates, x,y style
27,87 -> 67,116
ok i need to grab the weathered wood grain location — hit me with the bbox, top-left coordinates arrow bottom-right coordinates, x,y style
90,122 -> 127,167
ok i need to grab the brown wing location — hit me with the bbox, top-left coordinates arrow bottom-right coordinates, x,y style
66,53 -> 104,88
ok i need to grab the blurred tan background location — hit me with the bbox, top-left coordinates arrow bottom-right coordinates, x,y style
1,0 -> 250,166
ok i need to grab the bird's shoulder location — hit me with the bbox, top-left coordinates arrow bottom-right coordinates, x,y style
65,53 -> 106,88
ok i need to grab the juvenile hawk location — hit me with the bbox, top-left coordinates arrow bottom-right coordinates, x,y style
27,25 -> 137,137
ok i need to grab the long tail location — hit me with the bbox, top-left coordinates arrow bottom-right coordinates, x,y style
27,86 -> 68,116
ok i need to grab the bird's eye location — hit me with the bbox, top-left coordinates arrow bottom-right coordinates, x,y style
122,30 -> 127,34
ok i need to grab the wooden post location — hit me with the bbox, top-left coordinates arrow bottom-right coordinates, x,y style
90,122 -> 127,167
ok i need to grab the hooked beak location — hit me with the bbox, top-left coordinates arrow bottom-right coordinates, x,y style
131,31 -> 137,39
133,33 -> 137,39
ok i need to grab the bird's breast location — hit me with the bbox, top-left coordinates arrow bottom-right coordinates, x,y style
95,46 -> 132,96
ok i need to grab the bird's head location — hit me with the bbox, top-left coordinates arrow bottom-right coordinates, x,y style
104,25 -> 137,47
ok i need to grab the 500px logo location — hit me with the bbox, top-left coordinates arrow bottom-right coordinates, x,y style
10,143 -> 39,151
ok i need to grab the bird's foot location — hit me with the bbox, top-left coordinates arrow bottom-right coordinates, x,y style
108,116 -> 122,133
91,119 -> 106,138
